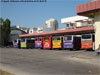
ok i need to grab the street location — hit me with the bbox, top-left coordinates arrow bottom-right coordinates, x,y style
0,48 -> 100,75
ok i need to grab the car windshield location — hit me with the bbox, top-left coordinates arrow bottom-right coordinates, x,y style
57,37 -> 60,40
64,36 -> 72,40
82,35 -> 91,39
21,39 -> 25,42
27,40 -> 34,43
36,38 -> 41,41
53,36 -> 60,40
37,39 -> 41,41
44,38 -> 49,42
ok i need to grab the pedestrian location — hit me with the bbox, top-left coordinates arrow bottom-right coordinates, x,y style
96,44 -> 100,55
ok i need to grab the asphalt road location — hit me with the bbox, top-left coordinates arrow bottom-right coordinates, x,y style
0,48 -> 100,75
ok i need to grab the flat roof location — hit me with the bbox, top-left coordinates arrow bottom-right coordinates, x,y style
61,16 -> 89,24
19,26 -> 94,38
77,0 -> 100,15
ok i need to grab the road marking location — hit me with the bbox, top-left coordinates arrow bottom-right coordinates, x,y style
0,69 -> 14,75
72,56 -> 100,61
72,56 -> 92,60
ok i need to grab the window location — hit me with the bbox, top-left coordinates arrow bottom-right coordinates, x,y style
35,38 -> 42,41
37,39 -> 42,41
27,40 -> 34,43
82,35 -> 91,39
35,38 -> 38,41
64,36 -> 72,40
44,38 -> 49,42
52,36 -> 60,40
57,37 -> 60,40
21,39 -> 25,42
31,31 -> 32,33
52,37 -> 56,40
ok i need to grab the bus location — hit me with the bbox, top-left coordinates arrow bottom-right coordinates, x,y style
52,36 -> 63,49
21,38 -> 35,49
35,37 -> 43,48
63,35 -> 73,49
81,34 -> 95,50
63,35 -> 81,49
43,37 -> 52,49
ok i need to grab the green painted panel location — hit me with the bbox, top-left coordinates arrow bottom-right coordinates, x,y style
21,42 -> 26,48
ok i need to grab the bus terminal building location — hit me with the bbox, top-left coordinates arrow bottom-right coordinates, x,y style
19,0 -> 100,50
77,0 -> 100,50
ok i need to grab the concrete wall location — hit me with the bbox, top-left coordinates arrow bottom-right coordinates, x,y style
44,19 -> 58,30
29,28 -> 37,34
10,30 -> 22,42
94,11 -> 100,50
43,28 -> 55,32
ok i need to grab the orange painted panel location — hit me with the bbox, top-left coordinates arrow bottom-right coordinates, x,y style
81,41 -> 93,49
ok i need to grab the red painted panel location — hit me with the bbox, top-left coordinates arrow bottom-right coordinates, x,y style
43,37 -> 52,49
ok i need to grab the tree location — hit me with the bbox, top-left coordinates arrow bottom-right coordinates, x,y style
0,18 -> 4,24
0,18 -> 4,45
3,19 -> 11,46
0,18 -> 11,46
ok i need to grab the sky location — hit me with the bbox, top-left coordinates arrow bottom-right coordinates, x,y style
1,0 -> 92,29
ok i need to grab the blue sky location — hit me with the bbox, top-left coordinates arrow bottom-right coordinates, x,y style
1,0 -> 92,28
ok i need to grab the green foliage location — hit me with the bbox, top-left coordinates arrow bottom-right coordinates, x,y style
3,19 -> 11,34
0,18 -> 3,23
0,18 -> 4,45
0,18 -> 11,46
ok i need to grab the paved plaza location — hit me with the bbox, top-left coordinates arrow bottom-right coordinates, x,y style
0,48 -> 100,75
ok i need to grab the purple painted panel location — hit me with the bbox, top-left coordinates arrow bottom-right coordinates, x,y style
63,42 -> 73,48
63,35 -> 73,48
35,42 -> 42,48
13,42 -> 18,48
35,41 -> 42,48
35,37 -> 43,48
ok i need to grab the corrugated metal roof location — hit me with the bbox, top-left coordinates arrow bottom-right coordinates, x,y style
77,0 -> 100,14
19,26 -> 94,38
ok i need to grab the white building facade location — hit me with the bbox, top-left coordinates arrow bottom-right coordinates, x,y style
61,16 -> 94,28
44,18 -> 58,30
29,28 -> 37,34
